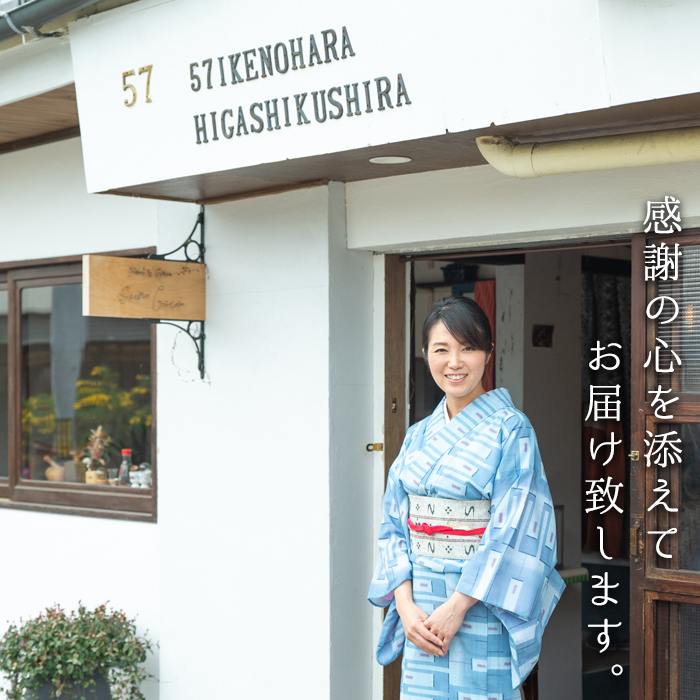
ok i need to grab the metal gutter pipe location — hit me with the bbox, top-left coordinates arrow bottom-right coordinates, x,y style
0,0 -> 98,43
476,126 -> 700,178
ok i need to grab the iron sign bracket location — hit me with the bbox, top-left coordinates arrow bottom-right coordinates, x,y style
149,204 -> 205,264
148,206 -> 206,379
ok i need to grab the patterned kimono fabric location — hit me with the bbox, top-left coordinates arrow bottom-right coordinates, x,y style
368,388 -> 565,700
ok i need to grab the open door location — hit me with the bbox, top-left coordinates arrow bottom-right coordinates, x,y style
630,229 -> 700,699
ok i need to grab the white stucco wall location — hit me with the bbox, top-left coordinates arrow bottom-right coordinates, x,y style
371,253 -> 386,700
0,138 -> 161,699
155,188 -> 333,698
0,140 -> 382,700
346,161 -> 700,253
0,37 -> 73,107
328,182 -> 375,700
0,138 -> 156,257
156,184 -> 375,700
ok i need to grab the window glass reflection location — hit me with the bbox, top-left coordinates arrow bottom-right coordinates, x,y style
21,284 -> 151,486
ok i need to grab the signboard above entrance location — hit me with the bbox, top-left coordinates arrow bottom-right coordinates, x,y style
82,255 -> 206,321
68,0 -> 448,194
68,0 -> 620,198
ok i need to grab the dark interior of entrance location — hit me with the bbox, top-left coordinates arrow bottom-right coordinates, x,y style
409,246 -> 633,700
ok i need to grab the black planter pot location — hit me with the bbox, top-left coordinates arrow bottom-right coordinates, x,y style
26,674 -> 112,700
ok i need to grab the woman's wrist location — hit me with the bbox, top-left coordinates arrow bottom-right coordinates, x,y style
394,579 -> 414,615
449,591 -> 476,614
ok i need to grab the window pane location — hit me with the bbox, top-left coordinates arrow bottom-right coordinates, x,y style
654,243 -> 700,393
21,284 -> 152,486
676,423 -> 700,571
654,600 -> 700,699
0,289 -> 7,478
649,422 -> 700,571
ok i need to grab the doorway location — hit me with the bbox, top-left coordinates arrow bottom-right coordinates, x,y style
382,241 -> 636,700
382,232 -> 700,700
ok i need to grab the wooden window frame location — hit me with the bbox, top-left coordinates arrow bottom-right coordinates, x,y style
644,414 -> 700,586
0,247 -> 157,523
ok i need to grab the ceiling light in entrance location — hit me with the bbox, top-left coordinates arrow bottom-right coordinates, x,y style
369,156 -> 412,164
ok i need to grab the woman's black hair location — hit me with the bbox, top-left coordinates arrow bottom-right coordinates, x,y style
421,296 -> 493,355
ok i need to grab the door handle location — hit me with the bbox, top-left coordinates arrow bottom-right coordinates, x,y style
630,519 -> 641,562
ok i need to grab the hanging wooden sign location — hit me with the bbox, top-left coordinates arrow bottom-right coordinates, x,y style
82,255 -> 206,321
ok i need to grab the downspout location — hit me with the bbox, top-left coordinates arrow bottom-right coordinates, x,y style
0,0 -> 99,43
476,125 -> 700,178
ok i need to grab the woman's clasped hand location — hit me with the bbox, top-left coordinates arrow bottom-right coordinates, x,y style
424,592 -> 477,653
395,591 -> 445,656
394,580 -> 477,656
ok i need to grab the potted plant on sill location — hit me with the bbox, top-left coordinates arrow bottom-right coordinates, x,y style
81,426 -> 112,486
0,604 -> 153,700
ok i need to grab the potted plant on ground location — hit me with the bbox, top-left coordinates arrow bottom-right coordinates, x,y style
0,604 -> 153,700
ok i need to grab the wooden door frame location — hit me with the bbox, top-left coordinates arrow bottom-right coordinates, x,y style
630,231 -> 645,700
383,254 -> 407,700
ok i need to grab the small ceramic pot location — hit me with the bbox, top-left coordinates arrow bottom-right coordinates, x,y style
45,464 -> 66,482
85,469 -> 108,486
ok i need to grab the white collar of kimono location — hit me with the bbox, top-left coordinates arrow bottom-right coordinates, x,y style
443,399 -> 452,425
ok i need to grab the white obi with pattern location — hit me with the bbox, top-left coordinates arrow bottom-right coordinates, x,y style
408,494 -> 491,561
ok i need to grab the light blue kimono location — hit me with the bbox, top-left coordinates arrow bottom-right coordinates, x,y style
368,388 -> 565,696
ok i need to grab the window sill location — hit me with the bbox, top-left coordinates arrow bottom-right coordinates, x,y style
11,482 -> 154,514
0,497 -> 156,523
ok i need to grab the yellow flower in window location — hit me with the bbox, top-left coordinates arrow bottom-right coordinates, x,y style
118,392 -> 133,408
74,393 -> 112,410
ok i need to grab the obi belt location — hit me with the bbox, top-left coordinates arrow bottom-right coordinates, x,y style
407,494 -> 490,560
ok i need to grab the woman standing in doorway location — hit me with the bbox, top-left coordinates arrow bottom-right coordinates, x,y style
368,296 -> 565,700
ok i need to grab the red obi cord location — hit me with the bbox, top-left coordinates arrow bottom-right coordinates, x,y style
407,518 -> 486,538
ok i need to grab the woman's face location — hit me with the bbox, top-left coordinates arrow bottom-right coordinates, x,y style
425,320 -> 491,402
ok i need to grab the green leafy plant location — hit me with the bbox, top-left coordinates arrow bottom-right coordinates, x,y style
0,604 -> 154,700
21,367 -> 152,477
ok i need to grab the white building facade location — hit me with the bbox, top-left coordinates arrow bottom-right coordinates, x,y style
2,1 -> 700,699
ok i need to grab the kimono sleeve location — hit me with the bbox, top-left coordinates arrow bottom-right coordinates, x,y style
367,428 -> 415,608
455,422 -> 558,621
